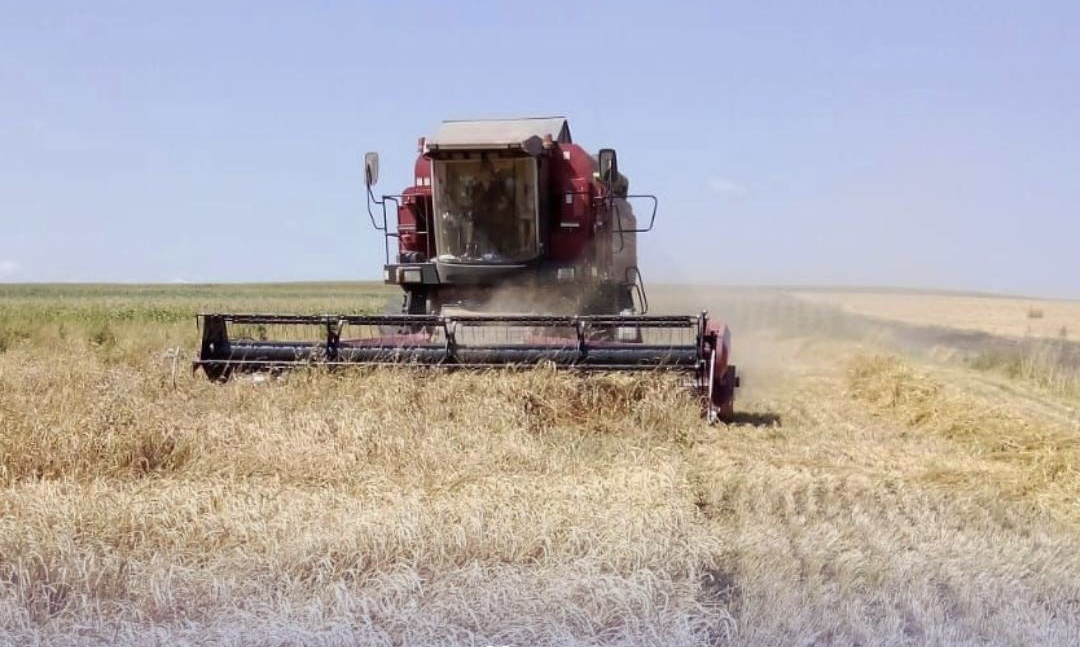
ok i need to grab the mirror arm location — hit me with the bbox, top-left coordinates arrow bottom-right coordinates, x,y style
612,200 -> 626,253
365,183 -> 387,232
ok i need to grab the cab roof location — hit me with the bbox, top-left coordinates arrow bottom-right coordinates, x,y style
427,117 -> 572,152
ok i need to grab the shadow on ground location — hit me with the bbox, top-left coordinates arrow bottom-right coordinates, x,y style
724,411 -> 782,427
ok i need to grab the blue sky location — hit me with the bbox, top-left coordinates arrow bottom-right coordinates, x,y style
1,2 -> 1077,297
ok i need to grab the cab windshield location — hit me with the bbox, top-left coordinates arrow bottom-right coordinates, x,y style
432,156 -> 539,263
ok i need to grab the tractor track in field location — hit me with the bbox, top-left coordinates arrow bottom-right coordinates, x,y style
671,279 -> 1080,633
687,328 -> 1080,645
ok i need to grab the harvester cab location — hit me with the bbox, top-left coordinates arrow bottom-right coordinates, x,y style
364,117 -> 650,317
195,116 -> 739,422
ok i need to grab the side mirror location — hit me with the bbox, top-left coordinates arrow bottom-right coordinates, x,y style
364,151 -> 380,187
598,148 -> 618,187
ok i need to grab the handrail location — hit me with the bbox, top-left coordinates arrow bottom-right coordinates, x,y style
368,181 -> 658,267
625,266 -> 650,314
612,194 -> 658,233
366,186 -> 425,265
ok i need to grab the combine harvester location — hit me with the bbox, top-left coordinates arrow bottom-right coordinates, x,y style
195,117 -> 738,421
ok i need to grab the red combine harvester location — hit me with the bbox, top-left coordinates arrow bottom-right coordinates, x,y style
195,117 -> 738,421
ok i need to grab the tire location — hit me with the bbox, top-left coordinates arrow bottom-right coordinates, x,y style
715,365 -> 738,422
378,294 -> 407,336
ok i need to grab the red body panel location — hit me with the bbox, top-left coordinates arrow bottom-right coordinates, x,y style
396,157 -> 434,259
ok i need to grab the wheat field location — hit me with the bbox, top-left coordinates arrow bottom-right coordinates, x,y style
1,284 -> 1078,646
794,290 -> 1080,341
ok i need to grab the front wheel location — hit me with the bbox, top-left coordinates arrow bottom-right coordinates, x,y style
377,294 -> 408,336
711,365 -> 738,423
378,289 -> 434,336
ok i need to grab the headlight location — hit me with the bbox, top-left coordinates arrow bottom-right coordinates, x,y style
556,267 -> 575,281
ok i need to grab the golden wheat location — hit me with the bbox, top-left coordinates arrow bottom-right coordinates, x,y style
1,285 -> 1079,645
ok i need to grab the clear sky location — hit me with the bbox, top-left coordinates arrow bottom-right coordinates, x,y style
1,2 -> 1077,297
